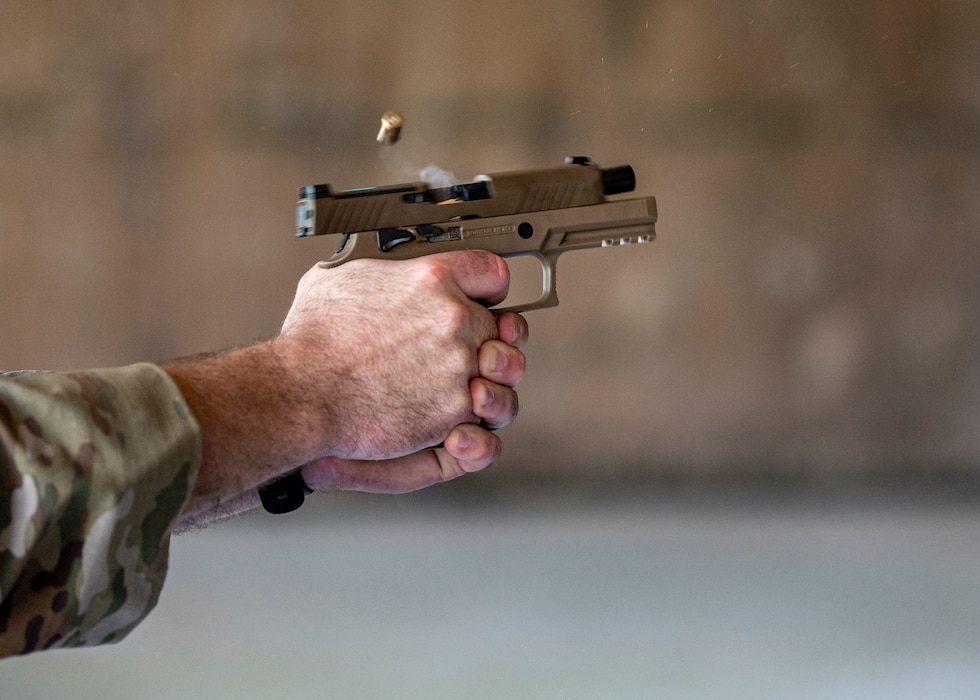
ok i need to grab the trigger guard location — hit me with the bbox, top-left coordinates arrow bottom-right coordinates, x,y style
495,251 -> 560,313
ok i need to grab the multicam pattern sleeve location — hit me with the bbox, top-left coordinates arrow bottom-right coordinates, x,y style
0,363 -> 201,657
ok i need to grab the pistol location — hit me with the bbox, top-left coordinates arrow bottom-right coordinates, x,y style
296,156 -> 657,312
259,157 -> 657,513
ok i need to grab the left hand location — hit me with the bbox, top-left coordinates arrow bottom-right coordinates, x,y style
300,310 -> 528,493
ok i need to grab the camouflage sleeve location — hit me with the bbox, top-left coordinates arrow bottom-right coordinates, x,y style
0,363 -> 202,657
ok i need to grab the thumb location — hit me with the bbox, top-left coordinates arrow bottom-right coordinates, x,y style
434,250 -> 510,306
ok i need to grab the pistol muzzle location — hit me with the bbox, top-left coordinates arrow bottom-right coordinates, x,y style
600,165 -> 636,196
565,156 -> 635,196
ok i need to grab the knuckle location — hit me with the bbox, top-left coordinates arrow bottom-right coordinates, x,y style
412,257 -> 452,289
446,337 -> 476,375
444,298 -> 472,332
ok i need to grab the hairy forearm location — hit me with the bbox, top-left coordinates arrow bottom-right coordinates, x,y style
162,341 -> 329,524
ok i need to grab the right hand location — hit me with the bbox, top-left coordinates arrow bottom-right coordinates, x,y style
273,250 -> 523,464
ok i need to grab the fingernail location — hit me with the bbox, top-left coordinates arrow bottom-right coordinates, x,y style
492,349 -> 507,372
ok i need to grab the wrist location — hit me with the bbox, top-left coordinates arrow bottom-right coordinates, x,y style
163,341 -> 333,507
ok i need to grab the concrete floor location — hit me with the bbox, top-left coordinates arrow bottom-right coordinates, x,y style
3,494 -> 980,699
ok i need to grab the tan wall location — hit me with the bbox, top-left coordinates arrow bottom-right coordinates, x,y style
2,1 -> 978,480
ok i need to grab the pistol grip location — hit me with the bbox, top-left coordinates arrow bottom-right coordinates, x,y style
259,470 -> 312,514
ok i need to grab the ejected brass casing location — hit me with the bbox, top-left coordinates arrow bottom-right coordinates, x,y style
376,112 -> 404,144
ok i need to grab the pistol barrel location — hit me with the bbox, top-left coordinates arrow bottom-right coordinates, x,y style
600,165 -> 635,195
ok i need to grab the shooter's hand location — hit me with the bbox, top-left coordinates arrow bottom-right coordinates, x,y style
299,310 -> 527,493
276,251 -> 520,459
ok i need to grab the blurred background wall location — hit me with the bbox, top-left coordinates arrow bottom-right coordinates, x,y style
1,0 -> 978,490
